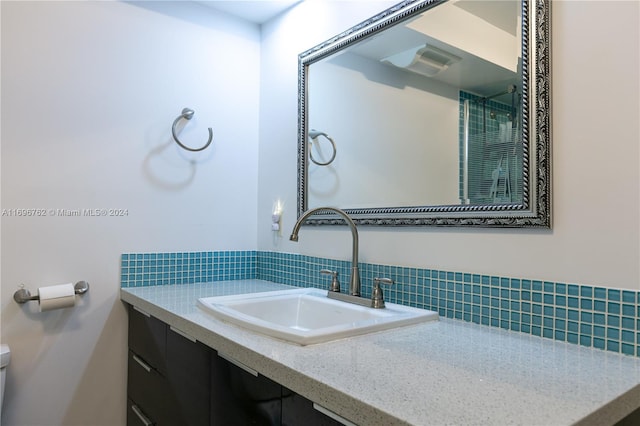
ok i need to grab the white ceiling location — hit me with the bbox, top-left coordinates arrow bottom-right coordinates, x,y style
195,0 -> 301,24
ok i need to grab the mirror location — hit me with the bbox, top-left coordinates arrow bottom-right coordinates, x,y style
297,0 -> 551,227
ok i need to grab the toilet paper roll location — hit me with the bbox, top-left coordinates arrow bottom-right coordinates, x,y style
38,283 -> 76,312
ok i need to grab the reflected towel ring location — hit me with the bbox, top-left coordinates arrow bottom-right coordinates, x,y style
171,108 -> 213,152
308,129 -> 337,166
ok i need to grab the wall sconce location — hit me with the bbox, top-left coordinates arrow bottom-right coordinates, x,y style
272,200 -> 283,232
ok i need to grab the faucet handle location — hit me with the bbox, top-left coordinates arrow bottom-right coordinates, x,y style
320,269 -> 340,292
372,277 -> 394,309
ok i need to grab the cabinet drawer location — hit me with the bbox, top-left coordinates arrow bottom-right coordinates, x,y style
128,305 -> 167,375
127,351 -> 172,425
127,398 -> 156,426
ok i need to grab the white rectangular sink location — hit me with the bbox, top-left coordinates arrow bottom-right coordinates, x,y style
197,288 -> 438,345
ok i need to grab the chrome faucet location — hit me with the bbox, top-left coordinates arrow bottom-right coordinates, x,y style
289,207 -> 361,296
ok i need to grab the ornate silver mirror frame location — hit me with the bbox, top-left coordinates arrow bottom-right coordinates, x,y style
297,0 -> 551,228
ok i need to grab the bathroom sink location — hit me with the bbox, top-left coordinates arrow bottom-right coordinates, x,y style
197,288 -> 438,345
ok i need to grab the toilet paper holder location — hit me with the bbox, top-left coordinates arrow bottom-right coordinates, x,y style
13,281 -> 89,304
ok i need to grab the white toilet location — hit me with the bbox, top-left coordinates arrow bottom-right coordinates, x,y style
0,344 -> 10,409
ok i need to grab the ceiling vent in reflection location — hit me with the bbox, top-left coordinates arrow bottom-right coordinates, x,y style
382,44 -> 461,77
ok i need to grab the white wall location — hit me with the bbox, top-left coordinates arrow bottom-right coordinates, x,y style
1,1 -> 260,424
258,0 -> 640,291
308,52 -> 460,208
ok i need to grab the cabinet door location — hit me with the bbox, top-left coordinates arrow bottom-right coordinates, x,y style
165,327 -> 212,426
211,353 -> 282,425
282,390 -> 343,426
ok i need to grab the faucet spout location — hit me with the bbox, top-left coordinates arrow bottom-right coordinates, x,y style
290,207 -> 361,296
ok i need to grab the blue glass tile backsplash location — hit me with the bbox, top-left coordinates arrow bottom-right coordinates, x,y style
121,250 -> 640,357
120,251 -> 256,286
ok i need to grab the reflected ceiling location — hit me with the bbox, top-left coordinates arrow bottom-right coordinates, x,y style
195,0 -> 302,24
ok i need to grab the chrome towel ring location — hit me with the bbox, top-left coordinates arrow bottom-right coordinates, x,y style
171,108 -> 213,152
308,129 -> 336,166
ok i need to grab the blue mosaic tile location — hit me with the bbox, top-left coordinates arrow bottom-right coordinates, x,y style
568,333 -> 579,344
568,297 -> 579,309
622,343 -> 635,356
608,315 -> 620,328
594,313 -> 606,325
623,291 -> 636,304
594,287 -> 608,300
622,317 -> 635,330
623,304 -> 635,317
622,330 -> 635,343
544,281 -> 554,293
568,309 -> 579,322
594,300 -> 607,312
568,321 -> 579,333
568,284 -> 579,296
581,286 -> 593,298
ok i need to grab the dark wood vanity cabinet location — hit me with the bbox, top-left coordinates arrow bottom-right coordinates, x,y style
127,305 -> 211,426
126,304 -> 344,426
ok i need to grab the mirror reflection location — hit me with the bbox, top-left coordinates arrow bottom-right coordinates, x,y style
308,0 -> 522,208
298,0 -> 551,227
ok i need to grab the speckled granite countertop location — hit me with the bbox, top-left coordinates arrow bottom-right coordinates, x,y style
121,280 -> 640,426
